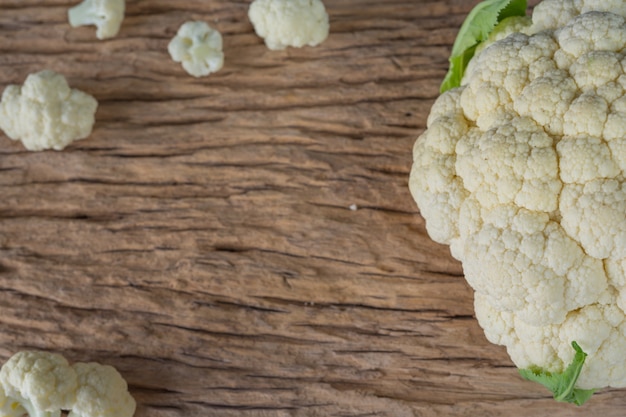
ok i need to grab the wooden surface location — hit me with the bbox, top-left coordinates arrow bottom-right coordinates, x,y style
1,1 -> 625,416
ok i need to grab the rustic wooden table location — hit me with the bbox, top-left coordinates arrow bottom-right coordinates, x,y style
1,1 -> 624,416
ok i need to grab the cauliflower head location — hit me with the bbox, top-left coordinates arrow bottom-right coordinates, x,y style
409,0 -> 626,390
168,21 -> 224,78
0,70 -> 98,151
248,0 -> 330,51
68,0 -> 125,40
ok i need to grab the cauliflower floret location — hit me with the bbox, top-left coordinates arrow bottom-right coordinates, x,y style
474,293 -> 626,389
168,21 -> 224,78
0,70 -> 98,151
461,203 -> 606,327
68,362 -> 136,417
0,351 -> 136,417
248,0 -> 330,51
0,351 -> 78,417
409,1 -> 626,390
530,0 -> 626,33
409,89 -> 470,253
68,0 -> 125,40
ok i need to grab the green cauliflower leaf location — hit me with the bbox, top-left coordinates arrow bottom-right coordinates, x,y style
440,0 -> 527,92
519,341 -> 596,406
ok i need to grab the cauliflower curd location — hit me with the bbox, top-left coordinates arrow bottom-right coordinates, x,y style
409,0 -> 626,391
248,0 -> 329,51
0,351 -> 136,417
168,21 -> 224,78
0,70 -> 98,151
68,0 -> 125,40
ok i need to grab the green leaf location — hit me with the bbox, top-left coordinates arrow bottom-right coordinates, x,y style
519,341 -> 597,406
440,0 -> 527,93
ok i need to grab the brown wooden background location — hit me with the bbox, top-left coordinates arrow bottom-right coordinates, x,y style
1,1 -> 624,416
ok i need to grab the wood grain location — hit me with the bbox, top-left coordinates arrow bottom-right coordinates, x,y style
1,1 -> 624,416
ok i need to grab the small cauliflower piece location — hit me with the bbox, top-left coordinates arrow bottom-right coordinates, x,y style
68,362 -> 136,417
0,70 -> 98,151
168,21 -> 224,78
0,351 -> 78,417
0,351 -> 136,417
68,0 -> 125,40
248,0 -> 329,51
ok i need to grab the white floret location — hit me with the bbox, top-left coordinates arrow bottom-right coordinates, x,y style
475,293 -> 626,389
530,0 -> 626,33
248,0 -> 330,51
560,180 -> 626,260
461,204 -> 607,326
68,362 -> 136,417
168,21 -> 224,78
0,70 -> 98,151
0,351 -> 78,417
0,351 -> 136,417
68,0 -> 125,40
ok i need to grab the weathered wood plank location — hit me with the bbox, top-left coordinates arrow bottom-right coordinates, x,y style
1,0 -> 623,416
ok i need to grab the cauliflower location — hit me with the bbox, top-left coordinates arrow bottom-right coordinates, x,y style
68,0 -> 125,40
248,0 -> 330,51
69,363 -> 136,417
0,70 -> 98,151
0,351 -> 136,417
168,21 -> 224,78
409,0 -> 626,401
0,351 -> 78,417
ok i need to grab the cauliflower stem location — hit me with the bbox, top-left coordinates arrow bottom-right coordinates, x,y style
519,342 -> 596,405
